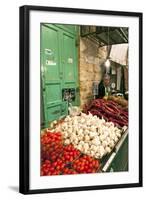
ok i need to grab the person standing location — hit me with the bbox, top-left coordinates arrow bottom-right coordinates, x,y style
97,74 -> 111,98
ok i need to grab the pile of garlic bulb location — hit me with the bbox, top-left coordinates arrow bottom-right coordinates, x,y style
54,113 -> 122,159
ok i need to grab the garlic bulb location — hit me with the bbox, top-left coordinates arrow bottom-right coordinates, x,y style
98,146 -> 105,158
92,138 -> 100,146
106,137 -> 111,143
84,135 -> 90,142
99,134 -> 106,141
74,138 -> 79,145
90,150 -> 95,157
95,153 -> 100,159
77,144 -> 82,151
64,139 -> 70,145
79,141 -> 84,146
116,131 -> 121,138
89,132 -> 96,138
114,136 -> 118,143
109,140 -> 115,148
102,140 -> 108,148
105,146 -> 111,153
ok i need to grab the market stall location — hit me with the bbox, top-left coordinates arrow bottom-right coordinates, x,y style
40,24 -> 129,176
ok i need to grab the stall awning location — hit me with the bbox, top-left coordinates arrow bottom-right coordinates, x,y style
109,44 -> 128,66
81,26 -> 128,47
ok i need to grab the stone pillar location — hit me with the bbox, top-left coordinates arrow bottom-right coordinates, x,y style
79,38 -> 108,107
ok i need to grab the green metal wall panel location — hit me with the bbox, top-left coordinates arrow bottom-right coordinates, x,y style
41,24 -> 79,127
107,136 -> 128,172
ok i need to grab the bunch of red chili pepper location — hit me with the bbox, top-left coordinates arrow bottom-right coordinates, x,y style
83,99 -> 128,127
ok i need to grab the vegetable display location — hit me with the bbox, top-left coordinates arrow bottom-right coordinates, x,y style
41,132 -> 100,175
41,99 -> 128,176
54,113 -> 122,159
83,99 -> 128,127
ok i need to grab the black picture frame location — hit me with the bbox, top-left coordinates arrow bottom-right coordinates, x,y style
19,5 -> 143,194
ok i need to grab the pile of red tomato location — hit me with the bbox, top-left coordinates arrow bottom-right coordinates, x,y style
41,131 -> 63,162
62,144 -> 81,162
41,131 -> 100,176
73,155 -> 100,173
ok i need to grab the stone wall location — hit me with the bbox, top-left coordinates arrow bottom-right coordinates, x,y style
79,37 -> 108,107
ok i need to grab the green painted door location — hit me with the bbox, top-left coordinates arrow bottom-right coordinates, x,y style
61,30 -> 80,106
63,33 -> 76,83
41,24 -> 79,127
41,25 -> 63,127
